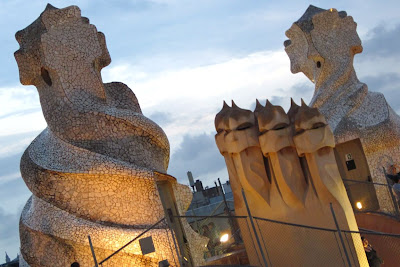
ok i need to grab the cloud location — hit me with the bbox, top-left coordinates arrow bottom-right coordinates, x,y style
0,85 -> 45,137
0,178 -> 31,259
2,0 -> 400,261
103,50 -> 301,106
362,72 -> 400,91
0,208 -> 20,240
0,135 -> 29,181
102,50 -> 309,154
0,154 -> 21,179
0,86 -> 39,116
0,132 -> 38,159
0,131 -> 38,190
0,178 -> 30,211
147,111 -> 173,127
0,111 -> 46,137
0,208 -> 21,260
248,82 -> 314,111
361,72 -> 400,113
0,134 -> 38,259
164,79 -> 315,187
0,172 -> 20,186
362,24 -> 400,58
168,132 -> 226,184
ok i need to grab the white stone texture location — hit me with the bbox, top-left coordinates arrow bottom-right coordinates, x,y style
15,4 -> 205,266
284,6 -> 400,213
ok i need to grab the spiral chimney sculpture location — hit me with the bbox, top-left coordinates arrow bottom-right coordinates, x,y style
16,4 -> 206,266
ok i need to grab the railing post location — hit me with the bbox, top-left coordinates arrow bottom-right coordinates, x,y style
88,235 -> 99,267
165,217 -> 184,267
241,189 -> 269,267
383,167 -> 400,218
329,203 -> 352,267
98,218 -> 165,265
219,178 -> 237,241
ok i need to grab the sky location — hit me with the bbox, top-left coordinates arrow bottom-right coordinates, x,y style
1,0 -> 400,260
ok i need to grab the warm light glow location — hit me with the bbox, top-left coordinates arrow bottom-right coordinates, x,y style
220,233 -> 229,243
330,8 -> 333,12
356,202 -> 362,209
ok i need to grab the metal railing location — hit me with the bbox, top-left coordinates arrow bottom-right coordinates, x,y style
253,215 -> 400,267
175,214 -> 256,264
383,167 -> 400,217
84,176 -> 400,267
343,176 -> 400,219
87,217 -> 180,267
343,229 -> 400,267
174,211 -> 400,267
175,189 -> 400,266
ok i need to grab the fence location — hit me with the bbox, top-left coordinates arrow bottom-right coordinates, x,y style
176,196 -> 400,267
88,217 -> 181,267
343,178 -> 400,219
86,210 -> 400,266
176,214 -> 261,266
252,216 -> 400,267
343,229 -> 400,267
86,183 -> 400,266
174,211 -> 400,267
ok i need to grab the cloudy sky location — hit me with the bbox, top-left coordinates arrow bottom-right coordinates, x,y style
1,0 -> 400,259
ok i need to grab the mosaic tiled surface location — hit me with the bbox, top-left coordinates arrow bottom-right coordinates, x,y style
15,4 -> 205,266
284,6 -> 400,212
215,100 -> 368,266
168,176 -> 209,266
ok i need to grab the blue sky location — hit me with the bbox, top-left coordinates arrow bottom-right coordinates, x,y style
1,0 -> 400,260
